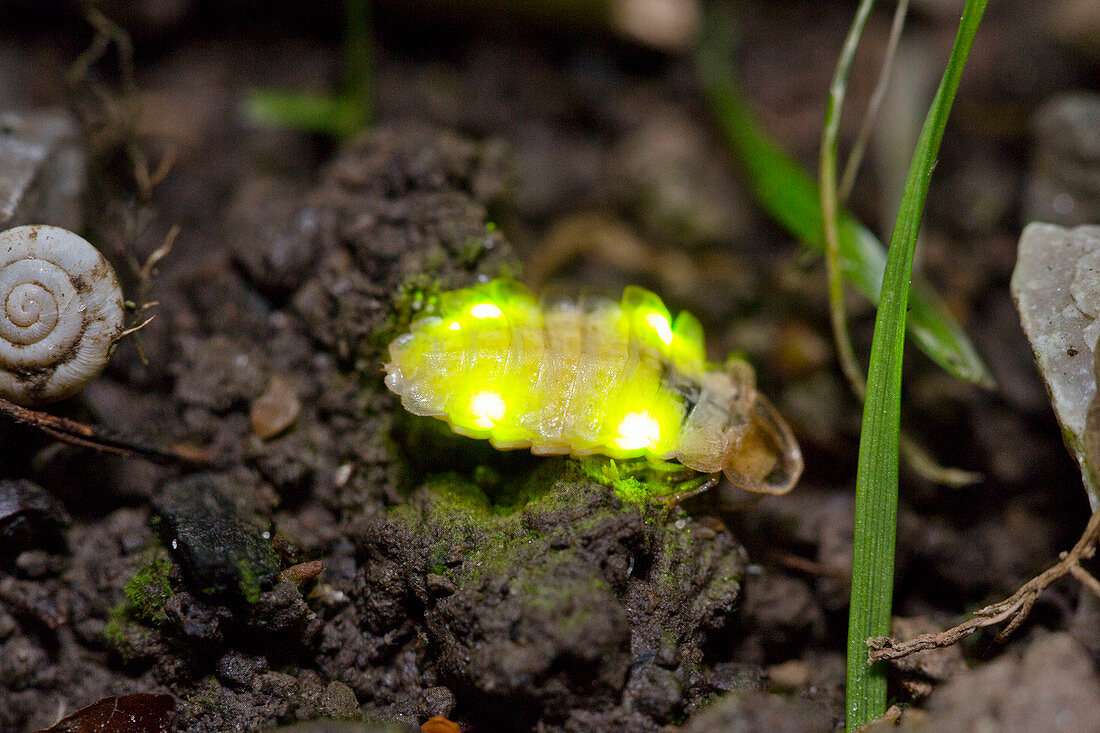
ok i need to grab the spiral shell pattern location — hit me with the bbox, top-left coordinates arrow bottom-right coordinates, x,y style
0,225 -> 125,404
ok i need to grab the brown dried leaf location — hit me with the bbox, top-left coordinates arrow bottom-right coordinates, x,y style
38,693 -> 176,733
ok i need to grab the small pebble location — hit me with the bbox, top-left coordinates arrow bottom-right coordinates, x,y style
14,550 -> 51,578
251,374 -> 302,440
421,686 -> 456,718
767,659 -> 811,689
318,680 -> 359,718
215,650 -> 268,688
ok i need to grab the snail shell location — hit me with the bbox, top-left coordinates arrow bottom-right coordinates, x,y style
0,225 -> 125,404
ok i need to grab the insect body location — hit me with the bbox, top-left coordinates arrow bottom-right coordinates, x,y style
384,279 -> 803,495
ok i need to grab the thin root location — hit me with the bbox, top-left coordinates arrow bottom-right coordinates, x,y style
118,314 -> 155,340
868,509 -> 1100,663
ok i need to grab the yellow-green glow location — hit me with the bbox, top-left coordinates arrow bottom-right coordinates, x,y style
645,312 -> 674,346
671,311 -> 706,369
614,411 -> 661,451
469,390 -> 506,429
470,302 -> 503,319
388,278 -> 704,461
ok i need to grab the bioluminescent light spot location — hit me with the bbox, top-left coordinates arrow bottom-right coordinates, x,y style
384,279 -> 803,495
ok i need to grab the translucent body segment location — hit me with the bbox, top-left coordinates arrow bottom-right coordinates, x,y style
671,311 -> 706,372
446,284 -> 528,438
622,285 -> 676,357
384,279 -> 807,493
421,319 -> 477,417
385,320 -> 457,416
527,300 -> 583,452
445,320 -> 510,437
562,295 -> 628,451
483,297 -> 544,446
640,382 -> 686,459
675,370 -> 748,472
594,296 -> 686,460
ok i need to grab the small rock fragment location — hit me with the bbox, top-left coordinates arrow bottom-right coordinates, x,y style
228,178 -> 321,298
215,650 -> 269,688
885,616 -> 966,701
610,0 -> 700,52
251,374 -> 302,439
420,686 -> 456,719
0,479 -> 69,556
173,335 -> 267,413
154,475 -> 281,602
766,659 -> 810,690
0,109 -> 86,231
679,689 -> 833,733
1011,223 -> 1100,506
615,107 -> 753,248
318,681 -> 360,719
1048,0 -> 1100,64
913,632 -> 1100,733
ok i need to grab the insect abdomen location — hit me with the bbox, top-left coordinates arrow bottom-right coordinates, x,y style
386,280 -> 804,495
385,281 -> 700,460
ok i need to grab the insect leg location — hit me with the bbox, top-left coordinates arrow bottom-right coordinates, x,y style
660,472 -> 720,519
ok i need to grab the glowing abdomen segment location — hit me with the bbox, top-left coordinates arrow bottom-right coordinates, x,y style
385,281 -> 709,462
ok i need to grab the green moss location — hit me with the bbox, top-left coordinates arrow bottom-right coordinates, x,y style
389,458 -> 646,594
375,275 -> 444,351
575,455 -> 695,504
102,603 -> 130,648
235,557 -> 263,604
103,547 -> 177,659
103,602 -> 163,663
457,234 -> 492,267
123,556 -> 173,624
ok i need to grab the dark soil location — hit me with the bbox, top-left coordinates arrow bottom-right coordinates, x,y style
2,1 -> 1100,731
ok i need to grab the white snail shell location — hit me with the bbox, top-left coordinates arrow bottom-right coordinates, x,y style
0,225 -> 125,404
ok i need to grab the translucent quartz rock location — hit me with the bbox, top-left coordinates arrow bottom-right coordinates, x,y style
1012,222 -> 1100,508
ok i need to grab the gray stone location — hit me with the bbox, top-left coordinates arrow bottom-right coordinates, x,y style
912,632 -> 1100,733
154,474 -> 281,603
0,109 -> 86,231
1012,223 -> 1100,507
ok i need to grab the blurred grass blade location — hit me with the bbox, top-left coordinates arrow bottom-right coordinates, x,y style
696,23 -> 993,389
244,91 -> 366,137
846,0 -> 988,728
244,0 -> 373,138
341,0 -> 374,123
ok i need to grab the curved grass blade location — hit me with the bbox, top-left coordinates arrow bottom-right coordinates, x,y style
695,22 -> 993,389
845,0 -> 989,727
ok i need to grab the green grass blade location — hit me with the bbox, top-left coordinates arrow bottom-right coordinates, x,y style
820,0 -> 876,399
244,0 -> 373,138
341,0 -> 374,124
244,90 -> 367,138
846,1 -> 989,728
695,24 -> 993,388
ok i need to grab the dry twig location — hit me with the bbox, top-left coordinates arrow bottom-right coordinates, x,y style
0,396 -> 214,467
868,509 -> 1100,663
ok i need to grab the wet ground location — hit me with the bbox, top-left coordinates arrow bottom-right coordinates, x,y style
2,1 -> 1100,731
